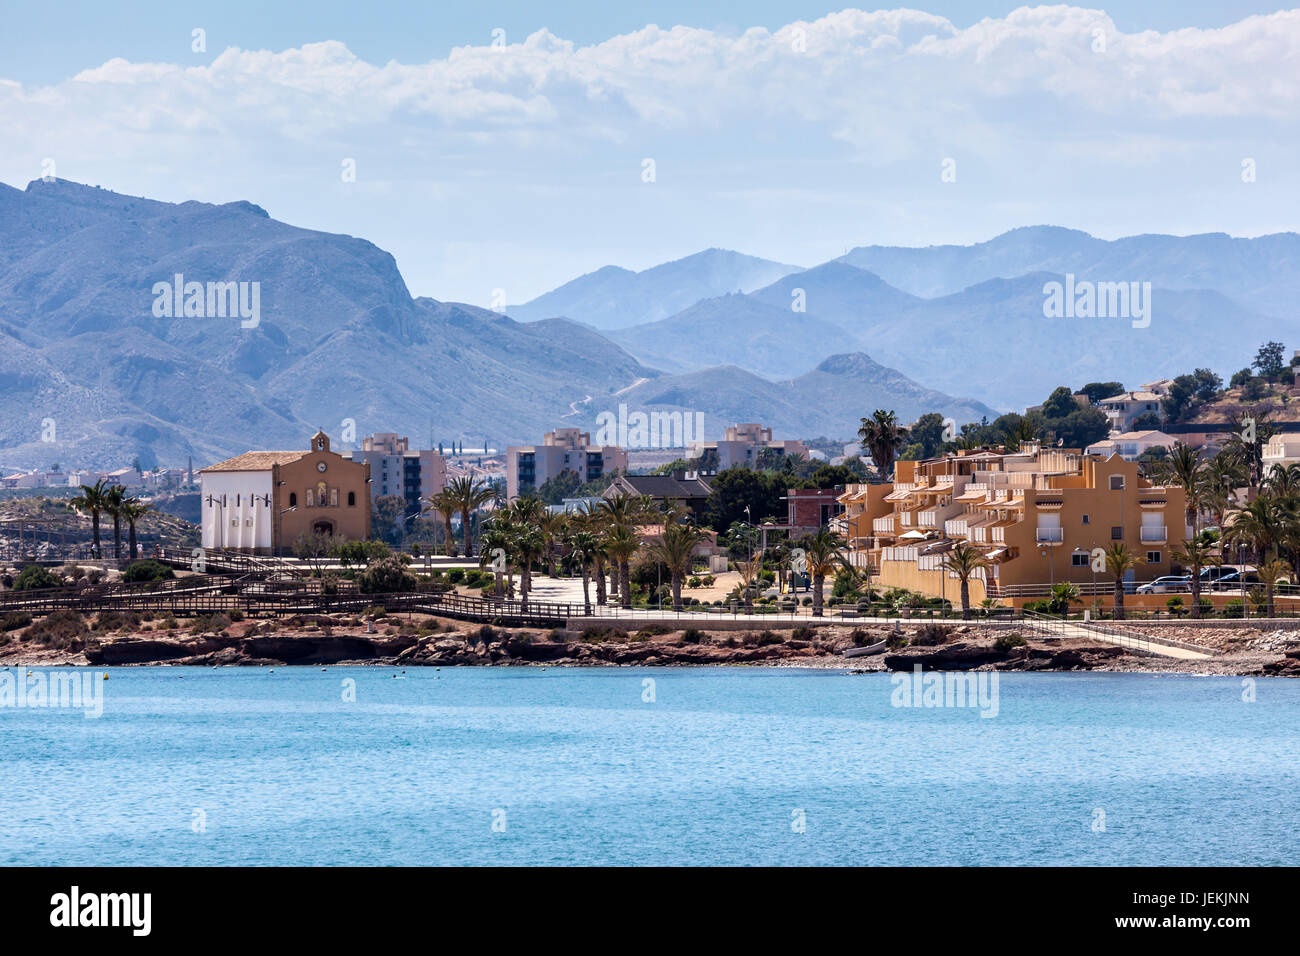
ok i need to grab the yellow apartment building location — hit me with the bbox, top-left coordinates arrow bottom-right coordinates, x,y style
835,443 -> 1187,604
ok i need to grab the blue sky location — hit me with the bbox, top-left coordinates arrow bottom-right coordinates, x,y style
1,2 -> 1296,303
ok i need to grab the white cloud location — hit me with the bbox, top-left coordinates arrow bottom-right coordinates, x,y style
1,6 -> 1296,301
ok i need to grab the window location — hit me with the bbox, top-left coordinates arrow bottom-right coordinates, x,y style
1109,475 -> 1125,490
1111,526 -> 1123,540
1081,514 -> 1090,525
236,494 -> 241,506
1072,552 -> 1090,567
305,488 -> 314,507
289,492 -> 297,508
1147,551 -> 1162,563
330,488 -> 338,507
347,491 -> 356,506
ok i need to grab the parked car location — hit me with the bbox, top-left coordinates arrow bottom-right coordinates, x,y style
1137,575 -> 1191,594
1211,569 -> 1261,591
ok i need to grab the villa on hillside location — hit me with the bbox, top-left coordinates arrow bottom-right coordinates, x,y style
835,442 -> 1187,605
199,430 -> 370,554
1084,429 -> 1176,460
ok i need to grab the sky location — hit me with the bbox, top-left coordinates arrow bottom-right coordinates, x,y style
1,2 -> 1297,304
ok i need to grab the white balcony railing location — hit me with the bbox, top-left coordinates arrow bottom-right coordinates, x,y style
1140,525 -> 1167,543
1035,527 -> 1064,543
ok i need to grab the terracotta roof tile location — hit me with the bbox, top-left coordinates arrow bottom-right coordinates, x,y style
200,451 -> 304,472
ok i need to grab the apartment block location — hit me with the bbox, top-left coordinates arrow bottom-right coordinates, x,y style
349,432 -> 447,513
506,427 -> 628,500
687,423 -> 808,470
837,443 -> 1187,604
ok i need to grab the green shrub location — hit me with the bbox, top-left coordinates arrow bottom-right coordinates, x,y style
681,628 -> 705,644
23,609 -> 88,648
1,612 -> 33,632
911,623 -> 952,646
447,568 -> 466,585
358,556 -> 417,594
121,560 -> 174,583
13,564 -> 61,591
995,631 -> 1027,652
791,625 -> 815,641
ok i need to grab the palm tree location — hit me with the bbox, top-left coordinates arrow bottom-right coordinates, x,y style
511,523 -> 546,609
857,409 -> 908,479
426,491 -> 459,556
103,484 -> 126,561
604,525 -> 640,610
939,542 -> 989,620
646,520 -> 708,611
800,527 -> 846,617
735,553 -> 762,612
478,523 -> 512,598
1223,495 -> 1284,567
70,478 -> 111,559
445,476 -> 497,557
1171,537 -> 1219,619
1162,442 -> 1205,534
1203,452 -> 1245,528
1257,558 -> 1291,619
578,502 -> 610,605
566,530 -> 599,613
120,497 -> 152,561
1103,542 -> 1139,619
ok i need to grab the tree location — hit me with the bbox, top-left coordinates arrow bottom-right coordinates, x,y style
939,543 -> 989,620
426,491 -> 460,557
103,485 -> 126,561
699,468 -> 797,532
1257,558 -> 1291,619
70,479 -> 111,560
1048,407 -> 1110,449
370,494 -> 408,547
1103,543 -> 1139,619
901,412 -> 949,460
478,524 -> 512,599
120,497 -> 152,561
510,523 -> 546,609
445,475 -> 496,557
292,531 -> 334,575
604,525 -> 640,610
808,464 -> 857,489
1041,386 -> 1079,420
566,530 -> 600,613
357,554 -> 416,594
1079,382 -> 1125,404
1254,340 -> 1286,380
858,410 -> 908,479
799,527 -> 846,617
646,520 -> 709,611
1172,537 -> 1219,618
1161,442 -> 1205,534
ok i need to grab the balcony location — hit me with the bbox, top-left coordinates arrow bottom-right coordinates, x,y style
1140,525 -> 1167,543
1035,527 -> 1064,544
872,516 -> 896,535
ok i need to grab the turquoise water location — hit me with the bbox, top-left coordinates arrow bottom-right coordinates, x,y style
3,666 -> 1297,865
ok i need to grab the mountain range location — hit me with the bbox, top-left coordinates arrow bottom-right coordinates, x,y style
2,178 -> 1291,472
0,179 -> 989,470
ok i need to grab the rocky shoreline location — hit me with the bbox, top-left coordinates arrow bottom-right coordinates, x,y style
2,610 -> 1298,676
